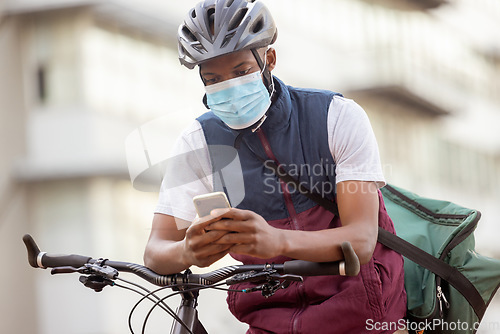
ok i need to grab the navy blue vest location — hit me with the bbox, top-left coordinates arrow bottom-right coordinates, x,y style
197,77 -> 342,222
197,78 -> 408,332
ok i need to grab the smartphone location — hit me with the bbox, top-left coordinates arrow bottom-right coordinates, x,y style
193,192 -> 231,217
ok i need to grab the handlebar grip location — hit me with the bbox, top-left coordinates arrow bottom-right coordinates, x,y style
23,234 -> 41,268
23,234 -> 92,269
340,241 -> 360,276
282,259 -> 342,276
40,253 -> 93,269
282,241 -> 360,277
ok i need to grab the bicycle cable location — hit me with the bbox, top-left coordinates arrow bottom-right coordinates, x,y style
127,284 -> 185,334
116,276 -> 178,321
112,279 -> 179,334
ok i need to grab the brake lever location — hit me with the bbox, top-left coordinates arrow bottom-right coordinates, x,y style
51,266 -> 87,275
50,263 -> 118,279
226,270 -> 270,285
268,273 -> 303,282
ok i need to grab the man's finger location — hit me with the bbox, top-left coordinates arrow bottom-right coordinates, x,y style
204,229 -> 230,242
210,208 -> 253,221
194,243 -> 232,260
190,211 -> 228,231
207,219 -> 252,233
213,231 -> 254,245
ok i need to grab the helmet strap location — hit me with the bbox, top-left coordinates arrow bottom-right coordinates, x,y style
251,48 -> 274,96
199,67 -> 210,109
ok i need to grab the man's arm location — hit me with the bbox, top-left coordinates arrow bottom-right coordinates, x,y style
206,180 -> 379,265
282,180 -> 379,264
144,213 -> 234,275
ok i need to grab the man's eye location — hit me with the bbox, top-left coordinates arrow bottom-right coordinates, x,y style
237,69 -> 251,76
204,78 -> 218,85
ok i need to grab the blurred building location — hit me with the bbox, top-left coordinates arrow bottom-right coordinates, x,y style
1,0 -> 499,333
0,1 -> 239,333
266,0 -> 500,254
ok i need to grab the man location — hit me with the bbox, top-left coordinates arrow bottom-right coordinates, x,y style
144,0 -> 407,333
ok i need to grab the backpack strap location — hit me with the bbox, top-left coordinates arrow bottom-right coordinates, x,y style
264,160 -> 487,319
378,228 -> 486,319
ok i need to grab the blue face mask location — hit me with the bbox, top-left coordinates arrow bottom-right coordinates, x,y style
205,71 -> 271,130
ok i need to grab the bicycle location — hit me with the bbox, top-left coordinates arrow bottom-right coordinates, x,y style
23,234 -> 360,334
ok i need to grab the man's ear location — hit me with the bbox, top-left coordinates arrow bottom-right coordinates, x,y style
266,48 -> 277,72
202,94 -> 209,109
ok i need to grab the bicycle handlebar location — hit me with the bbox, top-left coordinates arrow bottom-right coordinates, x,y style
23,234 -> 360,287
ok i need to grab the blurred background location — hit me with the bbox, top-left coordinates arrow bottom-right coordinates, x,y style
1,0 -> 500,333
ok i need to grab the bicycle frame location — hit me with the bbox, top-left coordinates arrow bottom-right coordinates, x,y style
170,290 -> 207,334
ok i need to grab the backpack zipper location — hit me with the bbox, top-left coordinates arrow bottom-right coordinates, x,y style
434,211 -> 477,319
437,285 -> 450,318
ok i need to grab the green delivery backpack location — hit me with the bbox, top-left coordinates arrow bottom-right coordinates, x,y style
264,160 -> 500,334
379,184 -> 500,334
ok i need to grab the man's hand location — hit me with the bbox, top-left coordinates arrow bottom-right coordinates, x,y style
194,180 -> 379,264
181,212 -> 235,268
205,208 -> 284,259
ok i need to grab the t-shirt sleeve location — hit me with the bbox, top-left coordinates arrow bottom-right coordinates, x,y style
155,120 -> 213,229
327,96 -> 386,188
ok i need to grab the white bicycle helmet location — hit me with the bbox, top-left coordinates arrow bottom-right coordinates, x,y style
178,0 -> 277,69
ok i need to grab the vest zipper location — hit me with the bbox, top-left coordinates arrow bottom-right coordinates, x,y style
256,129 -> 301,230
256,129 -> 306,333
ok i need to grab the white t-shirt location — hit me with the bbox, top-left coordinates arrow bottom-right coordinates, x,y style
155,95 -> 385,229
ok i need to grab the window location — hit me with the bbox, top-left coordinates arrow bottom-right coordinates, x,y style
36,64 -> 48,104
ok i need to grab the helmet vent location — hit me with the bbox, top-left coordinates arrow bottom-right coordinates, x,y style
192,43 -> 207,54
191,10 -> 196,18
207,7 -> 216,25
222,31 -> 236,48
226,0 -> 235,7
182,26 -> 198,42
228,8 -> 248,31
251,17 -> 264,33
